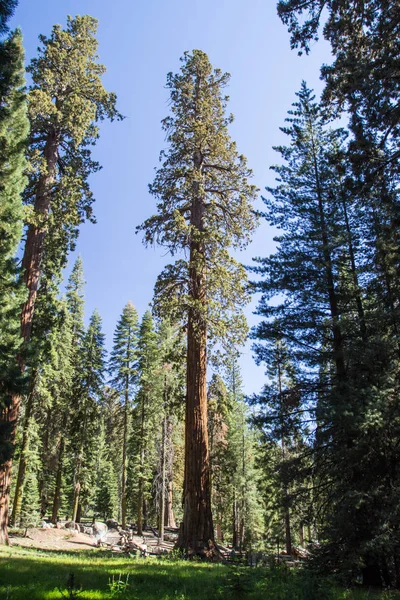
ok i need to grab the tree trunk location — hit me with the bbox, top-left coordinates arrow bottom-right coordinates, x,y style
164,418 -> 176,528
177,130 -> 214,556
0,131 -> 60,544
51,435 -> 65,524
10,372 -> 37,526
178,304 -> 214,555
121,386 -> 129,529
71,481 -> 80,523
164,479 -> 176,528
232,492 -> 238,549
137,396 -> 146,536
284,500 -> 292,555
159,415 -> 167,541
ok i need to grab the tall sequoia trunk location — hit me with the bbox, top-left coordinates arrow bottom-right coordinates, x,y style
177,142 -> 214,555
0,131 -> 59,544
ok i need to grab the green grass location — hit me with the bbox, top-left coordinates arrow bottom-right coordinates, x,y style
0,546 -> 399,599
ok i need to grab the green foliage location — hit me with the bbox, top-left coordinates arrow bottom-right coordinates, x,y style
0,29 -> 29,406
138,49 -> 258,346
24,15 -> 122,273
0,1 -> 18,36
109,301 -> 139,395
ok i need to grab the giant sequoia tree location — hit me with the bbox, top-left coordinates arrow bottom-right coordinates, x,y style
0,15 -> 120,544
138,50 -> 257,555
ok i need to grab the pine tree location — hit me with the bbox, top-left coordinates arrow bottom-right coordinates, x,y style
0,1 -> 18,35
50,257 -> 85,523
138,50 -> 258,556
0,26 -> 29,543
253,81 -> 400,585
109,301 -> 139,528
0,29 -> 28,397
131,310 -> 161,534
70,309 -> 105,522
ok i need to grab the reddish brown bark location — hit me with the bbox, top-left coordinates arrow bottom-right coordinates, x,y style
0,131 -> 60,543
177,143 -> 215,555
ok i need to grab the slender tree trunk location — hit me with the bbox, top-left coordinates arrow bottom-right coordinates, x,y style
232,492 -> 238,549
164,418 -> 176,528
72,481 -> 80,523
137,396 -> 146,535
165,478 -> 176,528
159,415 -> 167,541
143,498 -> 148,530
121,385 -> 129,529
177,128 -> 214,555
0,132 -> 60,544
51,435 -> 65,524
299,524 -> 304,547
10,371 -> 37,526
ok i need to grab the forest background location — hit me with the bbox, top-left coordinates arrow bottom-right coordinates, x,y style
9,0 -> 331,396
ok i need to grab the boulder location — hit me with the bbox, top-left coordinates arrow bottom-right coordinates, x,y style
106,519 -> 119,529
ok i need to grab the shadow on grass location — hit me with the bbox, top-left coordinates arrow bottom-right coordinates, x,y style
0,547 -> 229,600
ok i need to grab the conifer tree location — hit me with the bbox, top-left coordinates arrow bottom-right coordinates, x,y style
0,15 -> 121,543
109,301 -> 139,528
131,310 -> 160,534
138,50 -> 258,556
50,257 -> 85,523
70,309 -> 105,522
0,1 -> 18,35
0,25 -> 29,543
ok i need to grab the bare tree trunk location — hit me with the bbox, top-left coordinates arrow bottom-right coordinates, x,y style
178,307 -> 214,555
177,125 -> 214,556
0,131 -> 60,544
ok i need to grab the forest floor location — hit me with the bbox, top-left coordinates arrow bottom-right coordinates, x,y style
1,540 -> 400,599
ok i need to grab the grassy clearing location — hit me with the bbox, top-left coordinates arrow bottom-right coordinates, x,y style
0,546 -> 400,599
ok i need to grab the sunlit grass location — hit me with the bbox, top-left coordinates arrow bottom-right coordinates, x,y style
0,545 -> 399,599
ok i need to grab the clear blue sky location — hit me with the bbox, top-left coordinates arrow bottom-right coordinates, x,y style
11,0 -> 331,397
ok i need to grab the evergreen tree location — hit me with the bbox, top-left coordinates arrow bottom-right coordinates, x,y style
109,301 -> 139,528
0,28 -> 28,543
50,257 -> 85,523
0,29 -> 28,395
94,423 -> 119,521
70,309 -> 105,522
0,15 -> 121,544
0,1 -> 18,35
138,50 -> 258,556
130,310 -> 161,534
253,82 -> 400,585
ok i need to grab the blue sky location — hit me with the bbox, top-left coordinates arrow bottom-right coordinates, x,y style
10,0 -> 331,396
